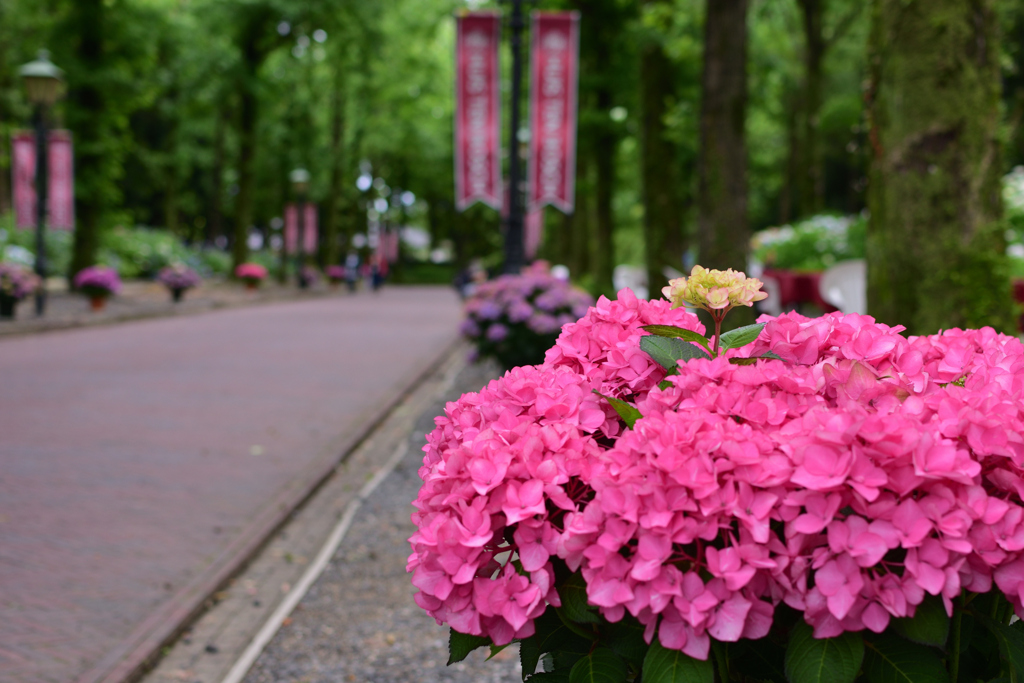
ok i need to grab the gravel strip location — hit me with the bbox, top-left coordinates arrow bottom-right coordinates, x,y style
243,358 -> 521,683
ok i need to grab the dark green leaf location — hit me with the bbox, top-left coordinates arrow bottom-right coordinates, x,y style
605,396 -> 642,429
641,639 -> 714,683
569,647 -> 629,683
641,325 -> 713,352
890,595 -> 948,648
521,633 -> 542,681
762,350 -> 785,360
785,622 -> 864,683
527,672 -> 572,682
640,335 -> 711,371
719,323 -> 767,351
976,613 -> 1024,680
602,615 -> 649,669
530,607 -> 593,665
448,628 -> 491,665
862,631 -> 949,683
488,642 -> 510,660
557,571 -> 601,624
729,637 -> 787,683
729,357 -> 759,365
658,379 -> 674,390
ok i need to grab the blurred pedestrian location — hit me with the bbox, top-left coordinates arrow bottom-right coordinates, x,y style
345,252 -> 360,293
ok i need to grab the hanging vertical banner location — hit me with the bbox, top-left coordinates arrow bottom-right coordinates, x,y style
48,130 -> 75,230
12,133 -> 34,230
10,130 -> 75,230
527,11 -> 580,214
454,11 -> 502,211
284,203 -> 318,253
524,206 -> 544,259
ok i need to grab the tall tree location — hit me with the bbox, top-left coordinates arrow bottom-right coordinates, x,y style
639,0 -> 685,297
866,0 -> 1015,333
696,0 -> 749,275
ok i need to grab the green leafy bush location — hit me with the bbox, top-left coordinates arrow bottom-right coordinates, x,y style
752,214 -> 866,272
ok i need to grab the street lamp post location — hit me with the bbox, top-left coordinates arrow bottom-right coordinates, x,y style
500,0 -> 530,275
18,50 -> 63,316
290,168 -> 310,289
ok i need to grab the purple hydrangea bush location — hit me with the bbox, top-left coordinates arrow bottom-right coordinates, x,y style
0,262 -> 40,301
461,261 -> 594,369
74,265 -> 122,299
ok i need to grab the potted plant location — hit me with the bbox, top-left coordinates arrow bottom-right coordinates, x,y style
411,265 -> 1024,683
157,263 -> 201,302
298,265 -> 319,289
0,262 -> 41,319
325,265 -> 346,287
234,262 -> 267,290
73,265 -> 121,311
460,260 -> 595,369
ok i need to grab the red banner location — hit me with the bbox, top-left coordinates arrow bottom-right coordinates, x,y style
11,130 -> 75,230
284,203 -> 318,253
527,12 -> 580,214
525,207 -> 543,259
455,12 -> 502,211
48,131 -> 75,230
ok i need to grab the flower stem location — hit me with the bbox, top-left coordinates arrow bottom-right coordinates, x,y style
712,315 -> 724,356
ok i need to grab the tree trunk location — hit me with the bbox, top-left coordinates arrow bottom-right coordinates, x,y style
322,66 -> 346,267
593,86 -> 615,297
233,83 -> 257,269
639,1 -> 684,298
568,153 -> 591,287
798,0 -> 826,217
696,0 -> 749,274
866,0 -> 1015,334
68,0 -> 106,281
208,107 -> 226,244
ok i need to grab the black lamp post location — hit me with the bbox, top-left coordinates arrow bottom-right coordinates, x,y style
290,167 -> 310,288
18,50 -> 63,316
500,0 -> 530,275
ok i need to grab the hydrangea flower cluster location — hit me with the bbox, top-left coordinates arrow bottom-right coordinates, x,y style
74,265 -> 122,298
325,265 -> 346,283
157,263 -> 201,291
460,261 -> 594,369
412,290 -> 705,644
568,314 -> 1024,658
411,288 -> 1024,662
0,262 -> 40,300
234,262 -> 267,285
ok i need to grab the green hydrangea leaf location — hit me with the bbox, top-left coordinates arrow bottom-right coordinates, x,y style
719,322 -> 766,351
568,647 -> 628,683
448,628 -> 491,665
641,640 -> 713,683
641,335 -> 711,370
785,622 -> 863,683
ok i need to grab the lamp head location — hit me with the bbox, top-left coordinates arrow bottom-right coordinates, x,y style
19,50 -> 64,107
289,167 -> 311,195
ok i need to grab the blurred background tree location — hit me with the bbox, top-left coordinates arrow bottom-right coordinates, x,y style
0,0 -> 1020,332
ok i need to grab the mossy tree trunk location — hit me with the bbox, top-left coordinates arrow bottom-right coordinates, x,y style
639,0 -> 685,298
697,0 -> 753,328
866,0 -> 1015,334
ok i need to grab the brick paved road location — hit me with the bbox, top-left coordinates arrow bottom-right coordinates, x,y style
0,286 -> 462,683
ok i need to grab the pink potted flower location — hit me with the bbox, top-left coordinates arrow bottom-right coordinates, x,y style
157,263 -> 201,302
73,265 -> 121,311
325,265 -> 346,286
0,262 -> 41,319
234,262 -> 267,290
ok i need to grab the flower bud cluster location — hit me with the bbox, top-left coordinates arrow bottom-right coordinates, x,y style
662,265 -> 768,314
